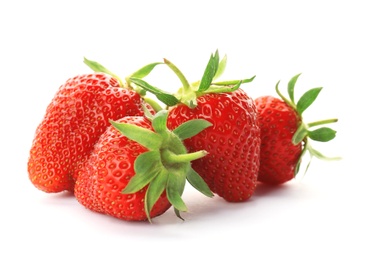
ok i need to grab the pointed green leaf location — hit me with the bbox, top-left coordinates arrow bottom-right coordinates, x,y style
83,57 -> 123,86
129,62 -> 163,79
166,171 -> 187,212
143,97 -> 163,113
134,151 -> 162,177
130,77 -> 180,106
304,157 -> 313,175
142,104 -> 154,120
212,75 -> 256,86
152,110 -> 168,134
292,123 -> 308,145
204,81 -> 242,94
198,51 -> 220,92
294,144 -> 309,176
186,168 -> 213,197
110,120 -> 162,150
167,188 -> 187,213
173,119 -> 212,140
275,80 -> 295,109
309,147 -> 342,161
300,151 -> 313,177
213,54 -> 227,80
294,154 -> 302,176
287,73 -> 302,103
296,87 -> 322,115
122,151 -> 162,194
84,57 -> 111,74
144,169 -> 169,221
308,127 -> 337,142
174,208 -> 184,221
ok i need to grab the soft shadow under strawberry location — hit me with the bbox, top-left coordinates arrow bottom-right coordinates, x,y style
252,182 -> 293,198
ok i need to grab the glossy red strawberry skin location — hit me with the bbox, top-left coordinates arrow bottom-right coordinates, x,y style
74,116 -> 171,221
167,89 -> 261,202
28,73 -> 147,193
254,96 -> 302,184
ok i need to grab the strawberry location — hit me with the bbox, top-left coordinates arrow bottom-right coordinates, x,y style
74,109 -> 213,222
27,58 -> 162,193
131,51 -> 261,202
255,73 -> 340,184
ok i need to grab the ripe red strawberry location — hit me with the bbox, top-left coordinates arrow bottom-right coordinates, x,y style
131,51 -> 261,202
74,110 -> 213,221
28,58 -> 162,193
255,74 -> 340,184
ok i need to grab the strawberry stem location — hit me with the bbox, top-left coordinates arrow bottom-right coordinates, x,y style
162,150 -> 208,164
163,58 -> 191,91
163,58 -> 198,108
275,80 -> 296,110
307,118 -> 338,128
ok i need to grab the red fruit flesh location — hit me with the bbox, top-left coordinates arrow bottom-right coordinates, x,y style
255,96 -> 302,184
28,73 -> 147,193
74,116 -> 171,221
167,89 -> 261,202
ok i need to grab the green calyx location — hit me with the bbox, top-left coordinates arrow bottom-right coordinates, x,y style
275,73 -> 341,176
129,50 -> 255,109
109,108 -> 213,222
83,57 -> 164,111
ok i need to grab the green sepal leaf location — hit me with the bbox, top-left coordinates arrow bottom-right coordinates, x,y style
129,62 -> 163,79
292,123 -> 308,145
295,139 -> 341,177
152,110 -> 168,134
130,77 -> 180,106
110,120 -> 162,150
302,152 -> 313,176
174,208 -> 185,221
173,119 -> 213,140
309,145 -> 342,161
142,104 -> 154,120
296,87 -> 322,115
213,54 -> 227,80
308,127 -> 337,142
212,75 -> 256,86
294,144 -> 309,176
198,50 -> 220,92
143,97 -> 163,112
186,168 -> 213,197
203,81 -> 242,94
167,189 -> 187,214
166,170 -> 187,213
83,57 -> 123,86
275,80 -> 295,109
122,151 -> 162,194
287,73 -> 302,103
144,169 -> 169,222
126,62 -> 163,97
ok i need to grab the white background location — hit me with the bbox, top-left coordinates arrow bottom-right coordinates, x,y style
1,0 -> 367,259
